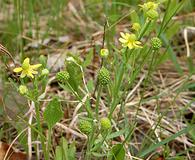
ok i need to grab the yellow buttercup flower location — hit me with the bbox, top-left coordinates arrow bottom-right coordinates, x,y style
13,58 -> 42,78
119,32 -> 142,49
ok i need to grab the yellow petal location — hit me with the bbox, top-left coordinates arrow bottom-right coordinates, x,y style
13,67 -> 23,73
28,73 -> 34,78
120,32 -> 126,39
134,42 -> 142,48
31,70 -> 38,74
23,58 -> 30,66
119,38 -> 127,44
135,41 -> 142,45
20,71 -> 27,78
31,64 -> 42,69
127,43 -> 134,49
125,33 -> 131,38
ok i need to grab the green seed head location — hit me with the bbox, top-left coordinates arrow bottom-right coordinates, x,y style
100,117 -> 111,130
98,67 -> 110,86
79,120 -> 92,135
56,71 -> 70,83
151,37 -> 162,50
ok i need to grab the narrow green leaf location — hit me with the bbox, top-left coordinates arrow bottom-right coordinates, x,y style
138,125 -> 195,158
161,34 -> 183,75
68,142 -> 76,160
55,146 -> 63,160
61,137 -> 69,160
107,128 -> 128,140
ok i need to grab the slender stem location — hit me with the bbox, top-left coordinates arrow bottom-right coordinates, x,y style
144,50 -> 156,87
86,138 -> 91,160
66,82 -> 93,118
34,101 -> 48,160
47,127 -> 52,159
158,0 -> 171,36
109,62 -> 126,119
67,82 -> 81,101
95,85 -> 102,120
138,20 -> 151,40
109,18 -> 152,119
91,131 -> 108,152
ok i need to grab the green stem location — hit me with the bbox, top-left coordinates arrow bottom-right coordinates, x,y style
66,82 -> 93,118
138,20 -> 151,40
67,82 -> 81,101
158,0 -> 171,36
109,61 -> 126,119
86,137 -> 91,160
47,127 -> 52,159
109,18 -> 152,119
95,85 -> 102,120
91,131 -> 108,152
34,101 -> 48,160
144,50 -> 156,87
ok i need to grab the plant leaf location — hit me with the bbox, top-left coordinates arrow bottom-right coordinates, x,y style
138,125 -> 195,158
109,144 -> 125,160
44,98 -> 63,128
55,146 -> 63,160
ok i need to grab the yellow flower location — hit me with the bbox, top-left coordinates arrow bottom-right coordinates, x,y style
13,58 -> 42,78
132,23 -> 141,31
119,32 -> 142,49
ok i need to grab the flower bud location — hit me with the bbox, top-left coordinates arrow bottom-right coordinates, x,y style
79,120 -> 92,135
146,10 -> 158,19
151,37 -> 162,50
56,71 -> 70,83
100,49 -> 109,58
132,23 -> 141,31
98,67 -> 110,86
19,85 -> 28,95
41,68 -> 49,76
100,117 -> 111,130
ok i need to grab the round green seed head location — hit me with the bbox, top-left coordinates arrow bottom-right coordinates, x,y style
151,37 -> 162,50
79,120 -> 92,135
56,71 -> 70,83
100,117 -> 111,130
98,67 -> 110,86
